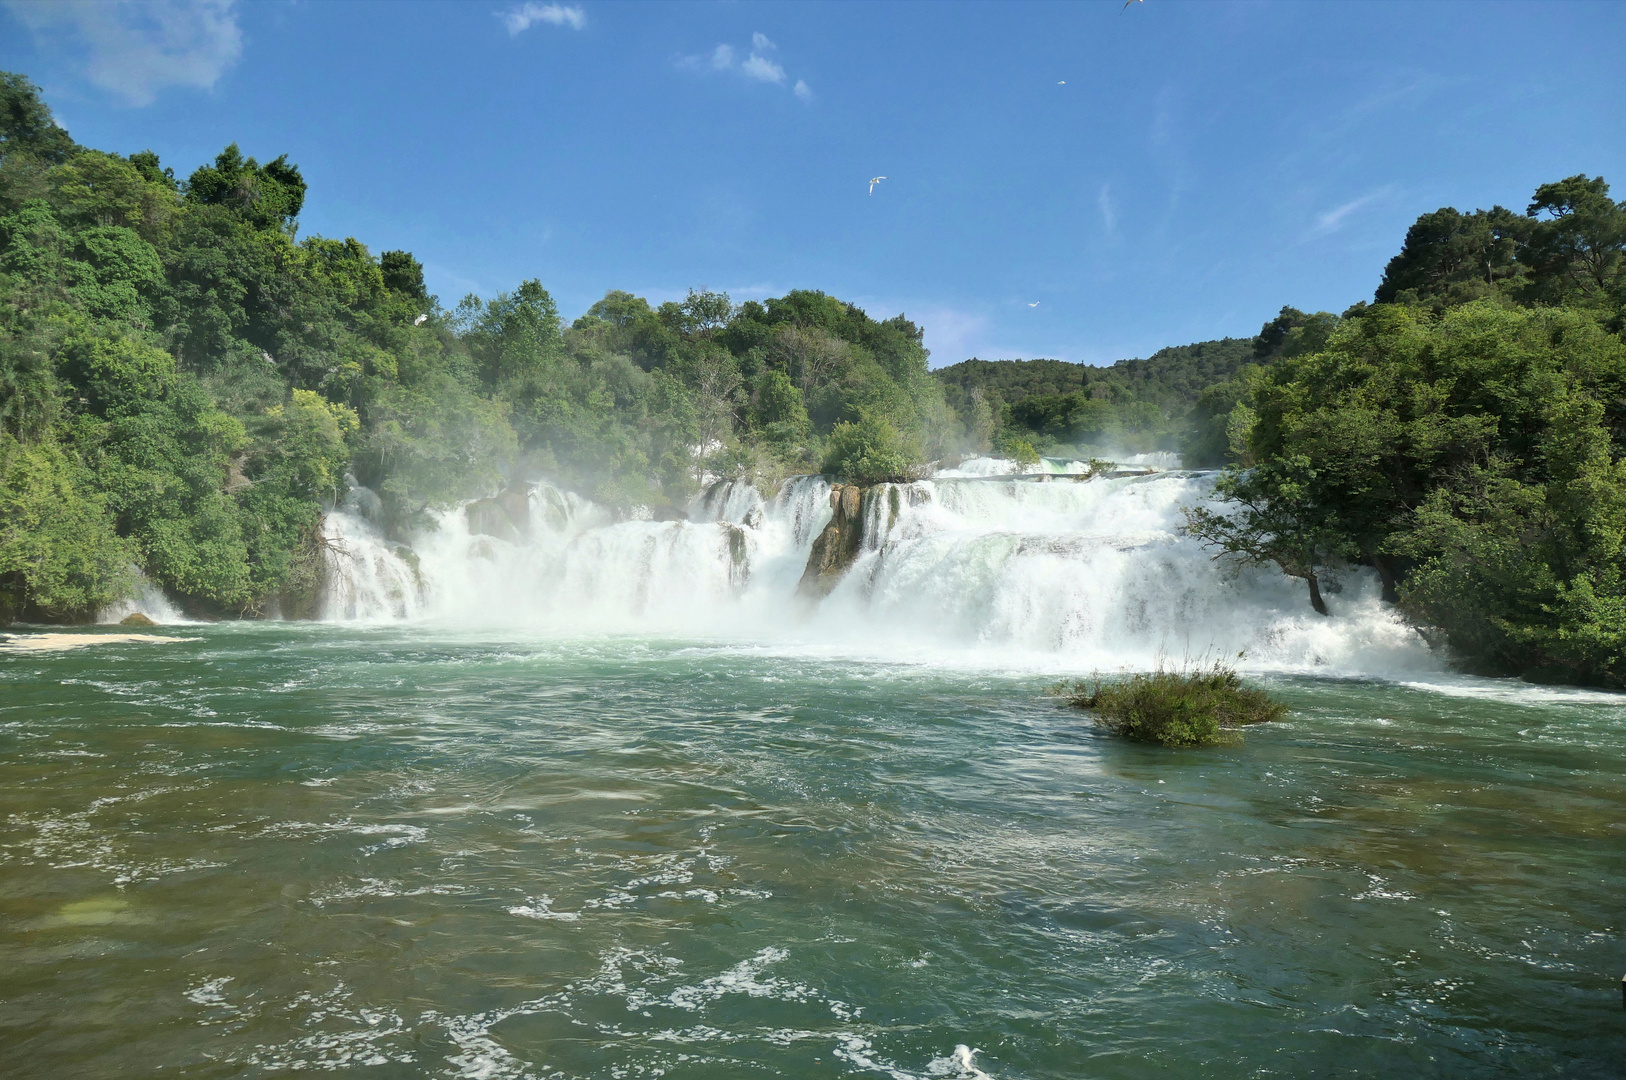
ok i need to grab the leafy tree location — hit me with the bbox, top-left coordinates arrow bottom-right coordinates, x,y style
0,71 -> 75,165
380,250 -> 428,302
822,412 -> 916,483
1183,455 -> 1358,615
0,433 -> 133,620
1521,174 -> 1626,307
1374,207 -> 1530,306
185,144 -> 307,232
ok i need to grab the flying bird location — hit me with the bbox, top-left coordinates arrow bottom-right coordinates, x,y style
869,176 -> 887,195
1057,80 -> 1066,85
1028,302 -> 1041,308
413,314 -> 428,326
1122,0 -> 1143,9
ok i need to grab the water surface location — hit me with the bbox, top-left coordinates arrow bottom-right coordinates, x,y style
2,625 -> 1623,1077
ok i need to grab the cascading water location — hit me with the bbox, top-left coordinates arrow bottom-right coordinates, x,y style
316,465 -> 1434,675
98,568 -> 186,624
808,473 -> 1425,671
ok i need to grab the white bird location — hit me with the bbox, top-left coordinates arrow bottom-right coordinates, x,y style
1122,0 -> 1143,9
1057,80 -> 1066,85
413,314 -> 428,326
869,176 -> 887,195
1028,301 -> 1041,308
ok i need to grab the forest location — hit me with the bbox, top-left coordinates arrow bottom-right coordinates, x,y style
4,68 -> 1626,688
0,72 -> 960,622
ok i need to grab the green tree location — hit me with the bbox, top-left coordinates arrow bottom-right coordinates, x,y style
822,412 -> 916,483
0,70 -> 76,165
1183,455 -> 1358,615
185,144 -> 307,232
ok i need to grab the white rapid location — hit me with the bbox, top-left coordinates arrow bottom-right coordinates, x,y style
316,465 -> 1435,676
98,567 -> 187,624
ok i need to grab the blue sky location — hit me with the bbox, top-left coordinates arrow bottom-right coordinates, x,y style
3,1 -> 1623,367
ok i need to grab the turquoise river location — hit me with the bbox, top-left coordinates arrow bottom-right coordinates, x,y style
3,625 -> 1624,1078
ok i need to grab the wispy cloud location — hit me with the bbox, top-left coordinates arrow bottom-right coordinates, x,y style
1097,184 -> 1117,234
1311,185 -> 1396,237
740,53 -> 785,85
681,30 -> 810,103
910,305 -> 991,366
5,0 -> 242,106
501,2 -> 585,35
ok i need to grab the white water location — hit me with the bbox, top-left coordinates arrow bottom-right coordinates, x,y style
99,568 -> 187,625
315,465 -> 1437,677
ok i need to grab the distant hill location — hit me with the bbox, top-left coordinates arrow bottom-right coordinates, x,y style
933,337 -> 1253,418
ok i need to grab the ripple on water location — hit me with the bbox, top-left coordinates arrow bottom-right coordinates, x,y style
1,627 -> 1623,1077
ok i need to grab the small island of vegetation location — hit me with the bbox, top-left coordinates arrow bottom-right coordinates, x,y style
1056,661 -> 1288,748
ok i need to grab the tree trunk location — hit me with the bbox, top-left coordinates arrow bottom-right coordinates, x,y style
1369,551 -> 1400,604
1306,573 -> 1329,616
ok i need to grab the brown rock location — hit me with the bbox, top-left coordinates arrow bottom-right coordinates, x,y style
119,612 -> 157,627
797,484 -> 870,598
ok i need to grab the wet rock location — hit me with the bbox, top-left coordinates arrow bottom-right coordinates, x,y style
798,483 -> 867,598
466,485 -> 530,543
119,612 -> 157,627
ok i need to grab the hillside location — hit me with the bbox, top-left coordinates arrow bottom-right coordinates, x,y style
932,337 -> 1254,459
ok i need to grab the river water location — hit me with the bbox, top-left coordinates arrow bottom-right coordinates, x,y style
2,469 -> 1624,1077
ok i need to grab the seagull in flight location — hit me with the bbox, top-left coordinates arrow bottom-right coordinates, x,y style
1122,0 -> 1143,9
413,314 -> 428,326
1057,80 -> 1066,85
869,176 -> 887,195
1028,301 -> 1041,308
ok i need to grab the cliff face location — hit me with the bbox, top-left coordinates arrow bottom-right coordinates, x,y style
798,484 -> 868,598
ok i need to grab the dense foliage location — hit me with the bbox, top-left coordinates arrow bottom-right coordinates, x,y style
934,338 -> 1251,459
1057,661 -> 1286,747
1188,176 -> 1626,684
0,72 -> 956,621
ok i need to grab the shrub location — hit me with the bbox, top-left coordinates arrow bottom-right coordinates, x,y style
1056,661 -> 1286,747
993,431 -> 1040,467
821,412 -> 915,483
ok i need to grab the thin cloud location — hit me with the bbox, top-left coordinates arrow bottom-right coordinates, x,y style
1097,184 -> 1117,234
6,0 -> 242,106
909,305 -> 991,367
740,53 -> 785,85
1311,186 -> 1395,236
501,2 -> 585,35
681,31 -> 809,102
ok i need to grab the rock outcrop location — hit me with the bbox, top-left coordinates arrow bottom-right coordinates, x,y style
798,484 -> 867,598
466,484 -> 534,543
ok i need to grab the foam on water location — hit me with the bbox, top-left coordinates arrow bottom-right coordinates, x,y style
317,469 -> 1436,677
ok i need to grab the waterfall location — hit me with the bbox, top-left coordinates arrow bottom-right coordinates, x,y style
807,473 -> 1425,671
316,466 -> 1432,675
99,568 -> 186,624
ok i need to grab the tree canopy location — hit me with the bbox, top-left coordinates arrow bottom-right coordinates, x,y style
0,69 -> 964,621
